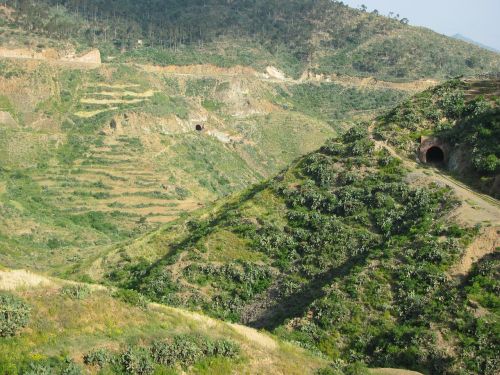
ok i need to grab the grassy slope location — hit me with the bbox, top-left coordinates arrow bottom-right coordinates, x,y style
86,123 -> 498,374
0,271 -> 327,374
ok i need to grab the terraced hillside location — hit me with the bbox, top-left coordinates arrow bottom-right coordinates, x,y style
85,80 -> 500,375
1,56 -> 414,270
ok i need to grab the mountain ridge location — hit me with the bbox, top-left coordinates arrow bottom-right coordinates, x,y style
1,1 -> 500,81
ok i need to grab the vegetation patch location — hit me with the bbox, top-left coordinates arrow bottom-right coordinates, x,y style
0,292 -> 30,337
105,126 -> 496,374
82,334 -> 239,374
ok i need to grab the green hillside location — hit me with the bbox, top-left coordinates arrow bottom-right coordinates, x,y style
0,269 -> 329,374
376,76 -> 500,197
83,122 -> 498,374
0,55 -> 414,270
1,0 -> 500,80
0,2 -> 499,375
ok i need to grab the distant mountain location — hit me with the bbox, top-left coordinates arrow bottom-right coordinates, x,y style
452,34 -> 499,53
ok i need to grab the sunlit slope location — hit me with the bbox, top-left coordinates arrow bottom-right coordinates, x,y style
0,268 -> 328,374
0,56 -> 410,269
87,121 -> 499,374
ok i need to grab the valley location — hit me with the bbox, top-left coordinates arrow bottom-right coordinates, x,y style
0,1 -> 499,374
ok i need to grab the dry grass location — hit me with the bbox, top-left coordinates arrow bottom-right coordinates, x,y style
0,269 -> 54,291
0,270 -> 327,374
94,89 -> 156,98
80,98 -> 146,105
369,369 -> 424,375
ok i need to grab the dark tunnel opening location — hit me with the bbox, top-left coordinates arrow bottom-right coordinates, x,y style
426,146 -> 444,164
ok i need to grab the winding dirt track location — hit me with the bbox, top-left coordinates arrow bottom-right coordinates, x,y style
369,125 -> 499,278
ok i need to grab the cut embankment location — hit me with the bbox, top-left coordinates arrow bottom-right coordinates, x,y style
450,226 -> 499,279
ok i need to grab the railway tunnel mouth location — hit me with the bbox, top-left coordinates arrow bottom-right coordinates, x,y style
426,146 -> 445,164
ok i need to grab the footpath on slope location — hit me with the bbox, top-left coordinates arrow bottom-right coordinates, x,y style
369,125 -> 500,279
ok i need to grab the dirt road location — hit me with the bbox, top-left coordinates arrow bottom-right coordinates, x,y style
369,125 -> 499,278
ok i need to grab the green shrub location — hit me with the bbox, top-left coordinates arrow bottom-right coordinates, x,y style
150,335 -> 240,367
113,289 -> 148,309
120,346 -> 154,375
60,359 -> 83,375
60,284 -> 91,300
316,361 -> 369,375
23,363 -> 53,375
211,339 -> 240,358
83,348 -> 115,368
22,358 -> 83,375
151,335 -> 203,367
0,292 -> 31,337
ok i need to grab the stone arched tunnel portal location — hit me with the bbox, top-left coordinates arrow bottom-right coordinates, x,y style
419,136 -> 449,165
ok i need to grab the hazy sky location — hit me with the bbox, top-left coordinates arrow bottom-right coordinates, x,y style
342,0 -> 500,51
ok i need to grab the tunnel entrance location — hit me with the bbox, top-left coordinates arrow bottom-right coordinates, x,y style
426,146 -> 444,164
195,124 -> 204,131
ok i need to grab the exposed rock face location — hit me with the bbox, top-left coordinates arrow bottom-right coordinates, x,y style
0,47 -> 56,60
265,66 -> 286,80
62,49 -> 101,65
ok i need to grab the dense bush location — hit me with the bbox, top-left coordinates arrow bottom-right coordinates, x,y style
110,125 -> 492,373
83,334 -> 239,373
151,334 -> 239,367
113,289 -> 148,309
0,292 -> 31,337
83,348 -> 115,368
21,358 -> 83,375
120,347 -> 155,375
